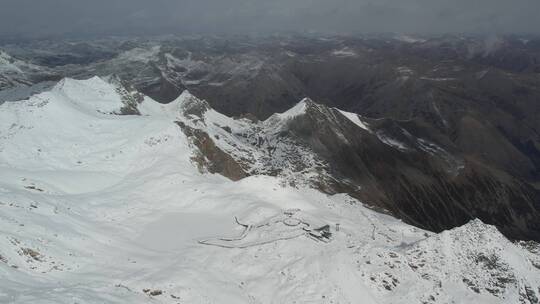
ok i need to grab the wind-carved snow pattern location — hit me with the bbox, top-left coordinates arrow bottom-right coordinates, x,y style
0,76 -> 538,303
199,209 -> 332,248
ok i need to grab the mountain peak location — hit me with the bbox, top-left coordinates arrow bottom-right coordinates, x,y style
50,76 -> 128,115
168,90 -> 211,118
282,98 -> 310,117
265,97 -> 321,122
447,218 -> 503,240
262,98 -> 312,130
53,76 -> 109,92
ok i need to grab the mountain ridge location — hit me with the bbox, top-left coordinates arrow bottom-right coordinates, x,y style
161,85 -> 540,241
0,76 -> 539,303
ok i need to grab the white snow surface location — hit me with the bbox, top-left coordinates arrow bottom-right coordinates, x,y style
331,48 -> 358,57
338,109 -> 371,131
376,132 -> 411,152
0,77 -> 539,303
266,98 -> 308,124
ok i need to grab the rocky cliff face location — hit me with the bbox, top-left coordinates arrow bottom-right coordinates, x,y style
169,92 -> 540,241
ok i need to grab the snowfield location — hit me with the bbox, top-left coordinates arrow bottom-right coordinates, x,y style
0,77 -> 539,303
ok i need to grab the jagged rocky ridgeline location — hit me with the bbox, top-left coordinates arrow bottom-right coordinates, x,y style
167,86 -> 540,242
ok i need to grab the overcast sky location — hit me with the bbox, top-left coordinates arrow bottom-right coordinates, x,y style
1,0 -> 539,37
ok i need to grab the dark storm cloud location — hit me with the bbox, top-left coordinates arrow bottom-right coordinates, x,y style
1,0 -> 539,37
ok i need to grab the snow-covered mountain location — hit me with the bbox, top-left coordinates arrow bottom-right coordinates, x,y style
0,77 -> 539,303
2,36 -> 540,243
169,84 -> 540,242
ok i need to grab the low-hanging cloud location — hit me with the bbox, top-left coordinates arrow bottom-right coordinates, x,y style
1,0 -> 539,37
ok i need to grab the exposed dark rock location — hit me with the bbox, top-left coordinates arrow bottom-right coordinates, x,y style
176,121 -> 248,181
259,100 -> 540,240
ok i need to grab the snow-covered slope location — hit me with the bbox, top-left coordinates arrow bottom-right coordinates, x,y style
0,77 -> 538,304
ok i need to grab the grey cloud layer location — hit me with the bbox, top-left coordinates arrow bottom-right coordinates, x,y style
1,0 -> 539,36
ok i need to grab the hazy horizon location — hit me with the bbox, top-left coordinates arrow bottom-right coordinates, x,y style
1,0 -> 539,38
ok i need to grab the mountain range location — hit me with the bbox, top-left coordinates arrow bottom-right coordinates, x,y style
1,34 -> 540,303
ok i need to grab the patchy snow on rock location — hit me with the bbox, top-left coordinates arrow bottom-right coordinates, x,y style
162,52 -> 264,88
263,98 -> 309,133
115,46 -> 161,64
338,109 -> 371,131
394,35 -> 427,44
165,93 -> 329,188
332,47 -> 358,57
476,69 -> 490,80
0,50 -> 46,91
431,101 -> 449,128
357,219 -> 540,304
0,51 -> 24,74
420,76 -> 456,82
275,98 -> 308,120
267,98 -> 311,122
396,66 -> 414,75
376,132 -> 411,152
